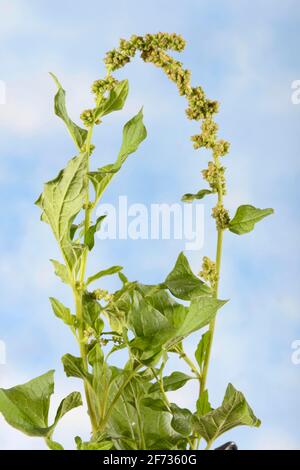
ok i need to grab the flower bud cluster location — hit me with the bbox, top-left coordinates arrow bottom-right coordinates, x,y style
199,256 -> 218,289
212,204 -> 230,230
80,109 -> 100,127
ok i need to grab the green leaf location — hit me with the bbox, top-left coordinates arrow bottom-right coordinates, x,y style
118,108 -> 147,159
0,370 -> 82,440
53,392 -> 82,427
195,331 -> 211,372
50,73 -> 87,150
0,370 -> 55,437
36,153 -> 88,273
82,292 -> 101,329
45,438 -> 64,450
86,265 -> 123,286
194,383 -> 261,445
181,189 -> 212,203
196,390 -> 212,417
88,108 -> 147,203
176,297 -> 227,338
141,397 -> 170,412
84,215 -> 106,250
127,288 -> 225,356
164,252 -> 211,300
229,205 -> 274,235
50,259 -> 71,285
170,404 -> 192,437
95,80 -> 129,119
49,297 -> 76,327
149,372 -> 193,393
61,354 -> 90,381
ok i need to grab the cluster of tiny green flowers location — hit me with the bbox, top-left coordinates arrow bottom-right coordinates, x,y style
104,33 -> 186,72
80,109 -> 100,127
102,32 -> 231,228
93,289 -> 113,303
199,256 -> 218,289
202,161 -> 226,194
91,76 -> 118,98
212,204 -> 230,230
186,87 -> 219,121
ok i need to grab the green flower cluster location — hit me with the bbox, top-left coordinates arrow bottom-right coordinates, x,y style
102,32 -> 232,231
80,109 -> 100,128
91,76 -> 118,98
212,204 -> 230,230
199,256 -> 218,289
202,161 -> 226,194
93,288 -> 113,303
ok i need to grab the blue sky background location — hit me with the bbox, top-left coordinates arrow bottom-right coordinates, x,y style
0,0 -> 299,449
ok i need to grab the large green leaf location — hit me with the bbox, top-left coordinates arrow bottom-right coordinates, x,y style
194,383 -> 261,446
50,73 -> 87,150
127,288 -> 225,354
36,153 -> 88,273
0,371 -> 82,438
229,205 -> 274,235
94,80 -> 129,119
89,108 -> 147,203
164,252 -> 211,300
102,371 -> 184,450
176,296 -> 227,338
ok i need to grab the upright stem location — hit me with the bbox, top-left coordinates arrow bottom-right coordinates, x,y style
73,91 -> 105,436
200,171 -> 224,395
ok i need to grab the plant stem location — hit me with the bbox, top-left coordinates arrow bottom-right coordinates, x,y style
73,91 -> 105,436
200,182 -> 224,395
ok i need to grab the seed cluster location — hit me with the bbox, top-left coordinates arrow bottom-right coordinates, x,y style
101,32 -> 231,231
212,204 -> 230,230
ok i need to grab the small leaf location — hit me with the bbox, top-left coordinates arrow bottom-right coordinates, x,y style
95,80 -> 129,119
88,108 -> 147,203
196,390 -> 212,417
45,438 -> 64,450
170,404 -> 192,437
86,265 -> 123,286
118,108 -> 147,159
50,259 -> 70,285
194,383 -> 261,445
229,205 -> 274,235
84,215 -> 106,250
82,292 -> 101,329
53,391 -> 82,426
164,252 -> 211,300
195,331 -> 211,372
61,354 -> 90,381
182,189 -> 212,203
50,73 -> 87,150
141,397 -> 169,412
49,297 -> 76,327
149,372 -> 193,393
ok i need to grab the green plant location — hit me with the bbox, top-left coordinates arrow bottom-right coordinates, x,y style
0,33 -> 273,450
